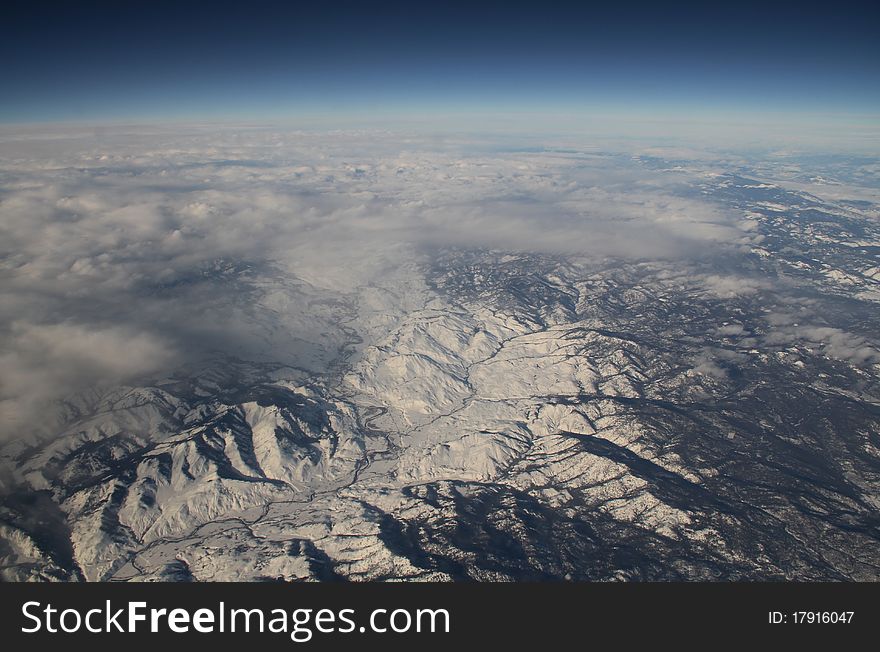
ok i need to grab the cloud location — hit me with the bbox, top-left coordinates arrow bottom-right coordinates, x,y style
0,126 -> 762,438
762,324 -> 880,365
690,347 -> 748,380
0,323 -> 174,436
700,274 -> 769,299
716,324 -> 746,337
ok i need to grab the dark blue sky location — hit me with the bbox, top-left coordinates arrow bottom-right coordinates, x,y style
2,0 -> 878,122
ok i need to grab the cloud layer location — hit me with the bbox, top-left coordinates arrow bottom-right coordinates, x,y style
0,126 -> 762,437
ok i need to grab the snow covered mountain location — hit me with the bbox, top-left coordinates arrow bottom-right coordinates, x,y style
2,130 -> 879,581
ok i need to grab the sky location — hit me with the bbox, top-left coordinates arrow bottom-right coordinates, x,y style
2,0 -> 879,123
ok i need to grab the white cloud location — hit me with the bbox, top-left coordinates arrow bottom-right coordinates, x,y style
762,324 -> 880,364
0,126 -> 763,437
0,323 -> 174,436
700,274 -> 769,299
